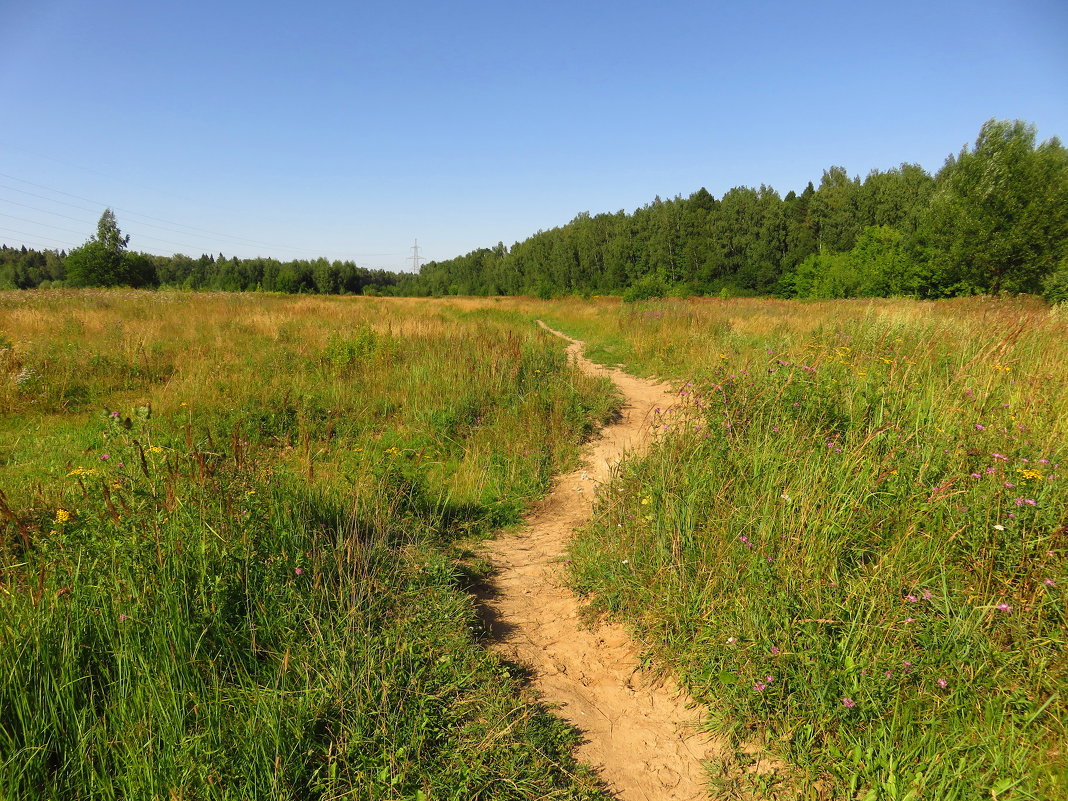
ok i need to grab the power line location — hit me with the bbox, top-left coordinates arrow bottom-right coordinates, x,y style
408,239 -> 424,271
0,211 -> 88,239
0,174 -> 412,263
0,225 -> 79,249
0,171 -> 329,256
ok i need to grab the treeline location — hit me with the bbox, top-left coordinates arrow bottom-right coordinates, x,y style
412,119 -> 1068,301
5,119 -> 1066,302
1,212 -> 400,295
0,246 -> 400,296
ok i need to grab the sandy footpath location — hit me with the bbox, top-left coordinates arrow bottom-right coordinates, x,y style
477,322 -> 732,800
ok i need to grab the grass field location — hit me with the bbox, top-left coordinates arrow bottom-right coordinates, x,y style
528,295 -> 1068,800
2,290 -> 1065,800
0,290 -> 617,800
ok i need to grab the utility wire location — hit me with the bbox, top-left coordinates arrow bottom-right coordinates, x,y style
0,175 -> 409,261
0,225 -> 79,249
0,170 -> 329,255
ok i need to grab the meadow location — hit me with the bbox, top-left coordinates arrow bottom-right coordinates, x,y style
0,290 -> 617,800
2,290 -> 1065,801
527,295 -> 1068,800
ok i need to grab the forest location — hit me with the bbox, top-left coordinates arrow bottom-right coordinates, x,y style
3,119 -> 1066,302
413,119 -> 1067,301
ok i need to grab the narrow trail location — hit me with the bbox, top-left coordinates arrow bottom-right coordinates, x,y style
477,322 -> 733,800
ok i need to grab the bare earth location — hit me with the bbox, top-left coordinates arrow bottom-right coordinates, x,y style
477,322 -> 731,800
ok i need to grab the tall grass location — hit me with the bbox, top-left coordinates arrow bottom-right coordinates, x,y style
0,290 -> 616,799
528,296 -> 1067,800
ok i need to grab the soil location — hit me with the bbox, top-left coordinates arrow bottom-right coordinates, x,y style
477,322 -> 737,800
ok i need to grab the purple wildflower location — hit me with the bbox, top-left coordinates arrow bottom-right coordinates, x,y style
841,697 -> 856,709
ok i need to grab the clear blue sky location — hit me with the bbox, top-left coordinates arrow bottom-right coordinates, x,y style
1,0 -> 1065,271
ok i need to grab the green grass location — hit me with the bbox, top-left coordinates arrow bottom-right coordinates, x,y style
0,290 -> 617,800
518,295 -> 1068,800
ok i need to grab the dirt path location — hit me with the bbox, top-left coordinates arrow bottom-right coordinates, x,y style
477,322 -> 731,800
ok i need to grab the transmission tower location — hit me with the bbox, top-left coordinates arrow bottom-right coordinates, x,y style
408,239 -> 424,272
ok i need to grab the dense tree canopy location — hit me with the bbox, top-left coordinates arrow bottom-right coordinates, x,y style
3,119 -> 1065,302
409,119 -> 1064,301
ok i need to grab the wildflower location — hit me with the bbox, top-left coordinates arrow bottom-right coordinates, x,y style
1043,578 -> 1055,587
905,617 -> 915,623
54,509 -> 71,524
770,646 -> 781,655
727,637 -> 737,644
921,589 -> 933,600
118,614 -> 129,622
754,681 -> 767,692
985,467 -> 997,474
993,524 -> 1006,531
294,567 -> 304,576
906,594 -> 918,603
997,602 -> 1011,613
970,472 -> 981,479
100,454 -> 110,461
937,677 -> 948,689
974,424 -> 985,431
841,697 -> 856,708
992,453 -> 1009,461
1004,482 -> 1014,489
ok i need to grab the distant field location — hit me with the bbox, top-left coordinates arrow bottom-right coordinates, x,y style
0,290 -> 616,800
528,295 -> 1068,800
